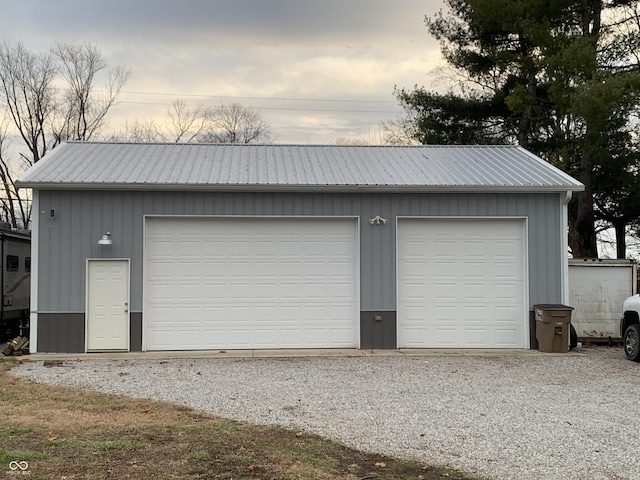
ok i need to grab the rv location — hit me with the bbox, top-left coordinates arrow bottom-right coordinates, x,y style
0,223 -> 30,342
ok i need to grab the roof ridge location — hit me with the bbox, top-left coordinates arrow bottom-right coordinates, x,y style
63,141 -> 521,149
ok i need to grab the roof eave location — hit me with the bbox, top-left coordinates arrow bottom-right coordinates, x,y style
17,182 -> 586,193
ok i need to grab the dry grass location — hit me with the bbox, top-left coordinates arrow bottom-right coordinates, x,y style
0,358 -> 479,479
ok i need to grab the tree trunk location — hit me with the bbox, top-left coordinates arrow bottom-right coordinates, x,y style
615,221 -> 627,259
572,147 -> 598,258
566,0 -> 604,259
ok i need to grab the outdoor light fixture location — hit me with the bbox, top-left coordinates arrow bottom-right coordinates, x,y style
369,215 -> 387,225
97,232 -> 113,245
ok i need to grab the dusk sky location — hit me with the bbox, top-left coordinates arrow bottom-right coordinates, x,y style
0,1 -> 445,143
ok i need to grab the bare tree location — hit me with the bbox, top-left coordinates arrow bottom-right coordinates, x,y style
167,99 -> 210,143
52,42 -> 130,143
332,129 -> 388,145
114,101 -> 272,145
333,136 -> 371,145
380,110 -> 420,145
0,117 -> 30,228
198,102 -> 271,144
0,40 -> 128,228
110,100 -> 211,143
0,41 -> 58,165
107,118 -> 166,143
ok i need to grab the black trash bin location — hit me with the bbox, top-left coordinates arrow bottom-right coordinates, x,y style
534,304 -> 574,353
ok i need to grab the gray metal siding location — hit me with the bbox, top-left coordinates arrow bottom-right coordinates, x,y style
35,190 -> 563,315
360,311 -> 397,349
37,313 -> 85,353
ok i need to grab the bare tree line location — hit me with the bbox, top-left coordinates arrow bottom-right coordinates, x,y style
111,99 -> 272,144
0,38 -> 421,229
0,40 -> 279,229
0,41 -> 130,229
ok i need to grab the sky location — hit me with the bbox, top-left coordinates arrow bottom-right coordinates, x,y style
0,0 -> 445,144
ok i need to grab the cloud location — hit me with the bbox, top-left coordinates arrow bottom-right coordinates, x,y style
0,0 -> 445,142
4,0 -> 443,57
17,1 -> 434,45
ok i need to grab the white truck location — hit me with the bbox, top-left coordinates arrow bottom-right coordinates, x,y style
621,294 -> 640,361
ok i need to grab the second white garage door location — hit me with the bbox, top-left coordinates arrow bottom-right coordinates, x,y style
145,217 -> 358,350
397,218 -> 527,348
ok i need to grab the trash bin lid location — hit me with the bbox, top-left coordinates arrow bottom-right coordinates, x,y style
533,304 -> 574,310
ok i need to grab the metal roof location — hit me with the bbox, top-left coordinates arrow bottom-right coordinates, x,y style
17,142 -> 584,193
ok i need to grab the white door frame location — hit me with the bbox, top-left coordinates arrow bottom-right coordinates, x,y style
396,216 -> 530,348
85,258 -> 131,352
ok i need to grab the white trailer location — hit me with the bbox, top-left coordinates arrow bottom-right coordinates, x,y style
568,259 -> 637,341
0,225 -> 30,341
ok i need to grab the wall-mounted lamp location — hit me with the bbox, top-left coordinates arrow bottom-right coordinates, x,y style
369,215 -> 387,225
97,232 -> 113,245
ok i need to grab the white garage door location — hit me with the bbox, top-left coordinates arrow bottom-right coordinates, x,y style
144,217 -> 358,350
397,218 -> 527,348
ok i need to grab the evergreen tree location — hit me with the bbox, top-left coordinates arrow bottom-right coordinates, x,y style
397,0 -> 640,257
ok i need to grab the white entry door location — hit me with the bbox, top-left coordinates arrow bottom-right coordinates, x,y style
87,259 -> 129,351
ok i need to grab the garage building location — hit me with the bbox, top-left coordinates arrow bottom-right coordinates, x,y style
18,142 -> 584,353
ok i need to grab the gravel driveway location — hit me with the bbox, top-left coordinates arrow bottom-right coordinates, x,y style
11,347 -> 639,480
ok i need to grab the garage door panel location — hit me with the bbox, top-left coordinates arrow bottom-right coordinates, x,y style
494,306 -> 520,320
464,309 -> 489,323
461,241 -> 489,257
145,217 -> 358,350
463,282 -> 493,299
495,283 -> 524,301
398,218 -> 527,349
432,328 -> 458,346
495,264 -> 521,278
463,261 -> 490,277
465,328 -> 489,346
495,329 -> 518,346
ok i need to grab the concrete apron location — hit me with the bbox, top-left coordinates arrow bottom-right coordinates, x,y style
18,348 -> 584,362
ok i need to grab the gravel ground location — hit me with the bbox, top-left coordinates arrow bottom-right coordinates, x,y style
10,347 -> 639,480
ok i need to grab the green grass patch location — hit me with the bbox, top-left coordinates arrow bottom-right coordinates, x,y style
224,453 -> 257,464
0,426 -> 33,438
274,442 -> 338,469
164,423 -> 202,434
0,449 -> 49,464
187,451 -> 209,461
0,391 -> 18,401
43,437 -> 79,450
211,423 -> 239,436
